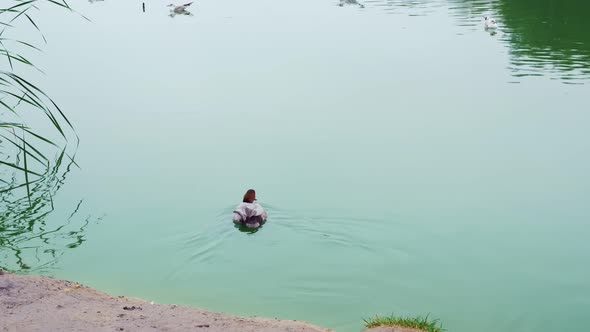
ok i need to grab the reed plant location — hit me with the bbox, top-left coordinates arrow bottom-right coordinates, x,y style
0,0 -> 77,202
1,1 -> 90,272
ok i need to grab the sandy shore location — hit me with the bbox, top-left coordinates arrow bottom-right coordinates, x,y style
0,271 -> 332,332
0,271 -> 426,332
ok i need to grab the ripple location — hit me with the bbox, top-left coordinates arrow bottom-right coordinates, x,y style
175,204 -> 415,273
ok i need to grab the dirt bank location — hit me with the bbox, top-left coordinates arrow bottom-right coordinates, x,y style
0,271 -> 332,332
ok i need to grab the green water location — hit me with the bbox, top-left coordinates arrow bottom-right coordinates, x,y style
2,0 -> 590,331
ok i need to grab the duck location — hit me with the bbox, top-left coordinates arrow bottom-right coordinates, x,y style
338,0 -> 365,8
484,16 -> 498,29
232,189 -> 268,229
168,2 -> 193,12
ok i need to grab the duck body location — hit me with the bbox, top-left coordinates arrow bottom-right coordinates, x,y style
338,0 -> 365,8
484,16 -> 498,29
232,202 -> 268,229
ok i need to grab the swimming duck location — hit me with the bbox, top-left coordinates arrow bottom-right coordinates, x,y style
484,16 -> 498,29
338,0 -> 365,8
168,2 -> 193,12
232,189 -> 268,229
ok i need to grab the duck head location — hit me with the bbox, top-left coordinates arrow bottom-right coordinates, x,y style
243,189 -> 256,203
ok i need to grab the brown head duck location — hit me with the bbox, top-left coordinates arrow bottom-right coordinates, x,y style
232,189 -> 268,229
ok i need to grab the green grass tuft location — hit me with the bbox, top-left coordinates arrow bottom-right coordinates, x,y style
363,313 -> 445,332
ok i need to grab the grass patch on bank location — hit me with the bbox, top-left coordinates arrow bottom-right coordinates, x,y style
363,314 -> 445,332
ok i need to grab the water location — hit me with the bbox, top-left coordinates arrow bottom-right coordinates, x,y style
2,0 -> 590,331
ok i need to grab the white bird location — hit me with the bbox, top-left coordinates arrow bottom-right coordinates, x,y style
168,2 -> 193,12
484,16 -> 498,29
338,0 -> 365,8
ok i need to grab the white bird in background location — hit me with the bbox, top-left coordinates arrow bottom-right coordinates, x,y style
484,16 -> 498,29
168,2 -> 193,12
338,0 -> 365,8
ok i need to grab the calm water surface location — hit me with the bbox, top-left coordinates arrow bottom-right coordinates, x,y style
3,0 -> 590,331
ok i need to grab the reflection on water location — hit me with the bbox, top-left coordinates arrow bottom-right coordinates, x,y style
368,0 -> 590,83
233,221 -> 266,234
0,146 -> 95,272
497,0 -> 590,83
169,9 -> 193,18
77,0 -> 589,82
367,0 -> 444,15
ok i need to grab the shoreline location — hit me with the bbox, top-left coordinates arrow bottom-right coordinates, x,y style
0,271 -> 332,332
0,271 -> 428,332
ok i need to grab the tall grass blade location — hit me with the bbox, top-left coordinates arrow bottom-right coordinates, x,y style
24,13 -> 46,44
